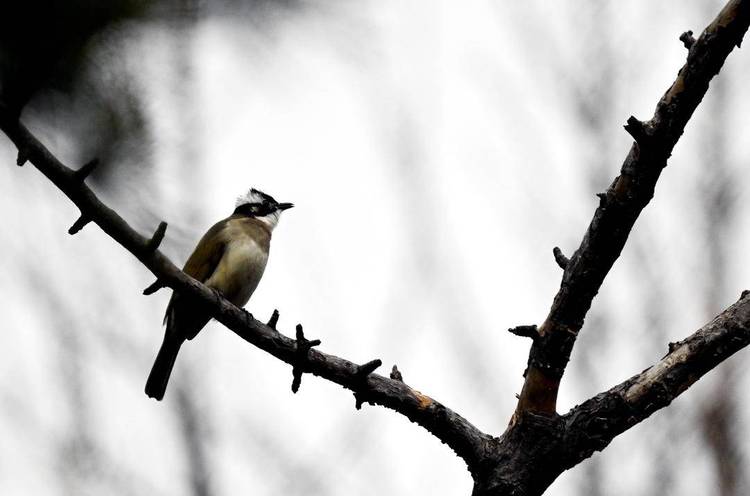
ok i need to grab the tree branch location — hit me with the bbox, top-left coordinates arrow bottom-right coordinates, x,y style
515,0 -> 750,416
562,292 -> 750,467
0,114 -> 493,471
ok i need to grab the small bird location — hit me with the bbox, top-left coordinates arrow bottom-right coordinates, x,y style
145,188 -> 293,400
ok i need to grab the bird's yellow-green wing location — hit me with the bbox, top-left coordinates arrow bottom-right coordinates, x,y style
182,220 -> 230,281
163,219 -> 229,326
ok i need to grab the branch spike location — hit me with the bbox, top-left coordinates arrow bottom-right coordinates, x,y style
145,221 -> 168,252
624,116 -> 649,144
390,365 -> 403,382
267,309 -> 280,329
16,149 -> 28,166
679,30 -> 695,49
552,247 -> 569,269
508,325 -> 539,340
68,215 -> 90,235
72,158 -> 99,181
356,359 -> 382,378
143,280 -> 165,295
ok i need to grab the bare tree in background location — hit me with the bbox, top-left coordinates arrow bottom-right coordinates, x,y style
167,2 -> 215,496
698,55 -> 746,496
567,4 -> 615,495
2,2 -> 750,496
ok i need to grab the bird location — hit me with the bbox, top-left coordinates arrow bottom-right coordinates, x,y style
145,187 -> 293,400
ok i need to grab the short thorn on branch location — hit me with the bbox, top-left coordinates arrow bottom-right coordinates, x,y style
596,192 -> 608,208
145,221 -> 168,253
356,359 -> 382,378
679,30 -> 696,49
624,115 -> 650,145
552,246 -> 569,269
68,215 -> 90,235
508,324 -> 539,340
72,158 -> 99,181
291,324 -> 321,393
353,359 -> 382,410
143,280 -> 165,295
16,149 -> 28,166
267,309 -> 280,330
390,364 -> 403,382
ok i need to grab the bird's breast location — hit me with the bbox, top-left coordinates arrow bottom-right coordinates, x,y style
208,237 -> 269,307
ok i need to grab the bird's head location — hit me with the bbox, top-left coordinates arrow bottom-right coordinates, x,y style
234,188 -> 294,230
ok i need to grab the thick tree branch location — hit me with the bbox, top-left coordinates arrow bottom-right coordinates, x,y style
515,0 -> 750,416
471,294 -> 750,496
0,114 -> 493,471
562,292 -> 750,467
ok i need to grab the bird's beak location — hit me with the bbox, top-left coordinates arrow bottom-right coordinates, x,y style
277,202 -> 294,211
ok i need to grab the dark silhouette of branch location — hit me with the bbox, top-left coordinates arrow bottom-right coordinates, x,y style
515,0 -> 750,416
0,111 -> 492,471
562,292 -> 750,466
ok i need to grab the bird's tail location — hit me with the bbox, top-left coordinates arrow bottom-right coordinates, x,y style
145,335 -> 184,401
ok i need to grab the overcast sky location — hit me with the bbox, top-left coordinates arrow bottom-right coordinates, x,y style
1,1 -> 749,495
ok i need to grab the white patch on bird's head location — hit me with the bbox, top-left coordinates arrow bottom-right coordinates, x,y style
236,188 -> 276,208
234,187 -> 290,231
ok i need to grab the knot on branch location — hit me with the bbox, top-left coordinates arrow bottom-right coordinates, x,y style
663,340 -> 685,358
552,247 -> 569,269
143,280 -> 165,295
679,30 -> 696,49
508,325 -> 539,340
72,158 -> 99,182
624,116 -> 653,146
740,290 -> 749,300
267,309 -> 280,330
242,309 -> 255,327
390,364 -> 403,382
291,324 -> 321,393
145,221 -> 168,253
68,215 -> 91,235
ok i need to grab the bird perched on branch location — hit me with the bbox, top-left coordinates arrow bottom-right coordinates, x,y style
145,188 -> 294,400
